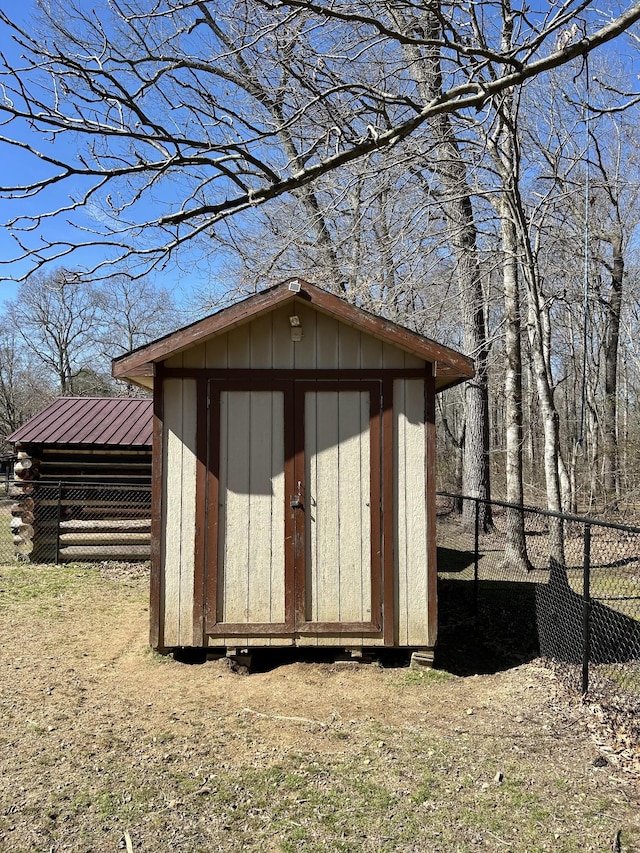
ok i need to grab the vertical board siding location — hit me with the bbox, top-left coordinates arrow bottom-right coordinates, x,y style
218,390 -> 285,625
306,390 -> 371,630
226,325 -> 251,368
394,379 -> 429,646
249,313 -> 273,368
360,333 -> 383,368
359,390 -> 372,621
337,391 -> 370,623
338,323 -> 361,368
307,391 -> 339,624
292,303 -> 318,368
382,342 -> 405,369
219,390 -> 251,622
164,352 -> 184,368
271,306 -> 295,368
269,395 -> 286,626
315,312 -> 340,368
205,336 -> 228,368
162,378 -> 197,646
182,342 -> 206,369
163,311 -> 424,372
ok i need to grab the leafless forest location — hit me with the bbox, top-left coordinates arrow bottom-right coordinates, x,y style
2,0 -> 640,519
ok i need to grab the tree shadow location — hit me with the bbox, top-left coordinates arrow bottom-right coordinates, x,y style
437,558 -> 640,677
536,559 -> 640,664
435,575 -> 539,676
437,546 -> 476,573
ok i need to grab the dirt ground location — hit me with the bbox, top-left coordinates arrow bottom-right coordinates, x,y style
0,563 -> 638,853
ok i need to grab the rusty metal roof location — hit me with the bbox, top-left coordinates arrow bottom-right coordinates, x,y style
7,397 -> 153,447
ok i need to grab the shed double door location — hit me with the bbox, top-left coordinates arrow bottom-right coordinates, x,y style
204,380 -> 383,638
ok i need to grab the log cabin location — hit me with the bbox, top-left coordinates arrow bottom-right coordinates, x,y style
112,279 -> 474,664
7,397 -> 152,561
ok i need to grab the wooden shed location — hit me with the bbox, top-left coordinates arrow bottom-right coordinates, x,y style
112,279 -> 474,662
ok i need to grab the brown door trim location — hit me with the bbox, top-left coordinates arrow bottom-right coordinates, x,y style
199,377 -> 388,640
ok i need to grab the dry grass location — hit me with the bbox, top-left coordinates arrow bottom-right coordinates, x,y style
0,563 -> 638,852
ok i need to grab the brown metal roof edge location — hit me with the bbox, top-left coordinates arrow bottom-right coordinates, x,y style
112,278 -> 474,383
7,397 -> 153,446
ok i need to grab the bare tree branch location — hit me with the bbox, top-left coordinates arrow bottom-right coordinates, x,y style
0,0 -> 638,278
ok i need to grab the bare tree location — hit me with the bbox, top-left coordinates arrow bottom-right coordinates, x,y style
7,270 -> 104,395
0,328 -> 53,440
99,274 -> 177,356
478,0 -> 530,567
2,0 -> 640,522
0,0 -> 638,280
523,62 -> 640,513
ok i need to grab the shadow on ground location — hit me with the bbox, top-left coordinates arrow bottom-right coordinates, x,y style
435,576 -> 540,676
172,575 -> 541,677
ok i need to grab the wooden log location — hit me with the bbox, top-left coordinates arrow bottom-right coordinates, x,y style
14,461 -> 34,480
59,518 -> 151,532
10,519 -> 34,538
13,510 -> 35,525
58,544 -> 151,560
17,451 -> 34,461
13,537 -> 34,555
15,455 -> 40,480
34,517 -> 151,532
58,532 -> 151,545
10,497 -> 35,513
8,483 -> 35,496
33,499 -> 150,510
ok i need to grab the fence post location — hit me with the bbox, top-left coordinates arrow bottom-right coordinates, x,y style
582,523 -> 592,695
474,498 -> 480,623
55,481 -> 63,566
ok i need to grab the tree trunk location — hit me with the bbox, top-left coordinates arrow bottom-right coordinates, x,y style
500,203 -> 531,571
394,4 -> 493,531
509,186 -> 566,565
602,235 -> 623,510
488,8 -> 530,569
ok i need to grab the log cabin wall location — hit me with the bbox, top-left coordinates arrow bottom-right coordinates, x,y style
14,444 -> 152,484
9,398 -> 154,563
10,444 -> 153,563
157,302 -> 434,650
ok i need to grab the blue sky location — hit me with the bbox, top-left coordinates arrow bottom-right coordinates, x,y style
1,0 -> 639,312
0,0 -> 222,312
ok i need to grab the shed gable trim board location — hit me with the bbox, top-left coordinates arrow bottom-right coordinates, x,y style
112,280 -> 474,391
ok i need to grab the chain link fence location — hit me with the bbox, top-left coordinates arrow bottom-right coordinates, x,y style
2,479 -> 638,718
437,492 -> 640,735
0,480 -> 151,564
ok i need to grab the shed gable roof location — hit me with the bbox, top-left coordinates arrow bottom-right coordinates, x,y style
112,279 -> 474,391
7,397 -> 153,448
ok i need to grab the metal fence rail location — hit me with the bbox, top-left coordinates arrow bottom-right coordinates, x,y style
1,479 -> 151,564
437,492 -> 640,727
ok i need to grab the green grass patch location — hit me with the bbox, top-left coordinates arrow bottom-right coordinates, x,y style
0,562 -> 146,617
601,665 -> 640,694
